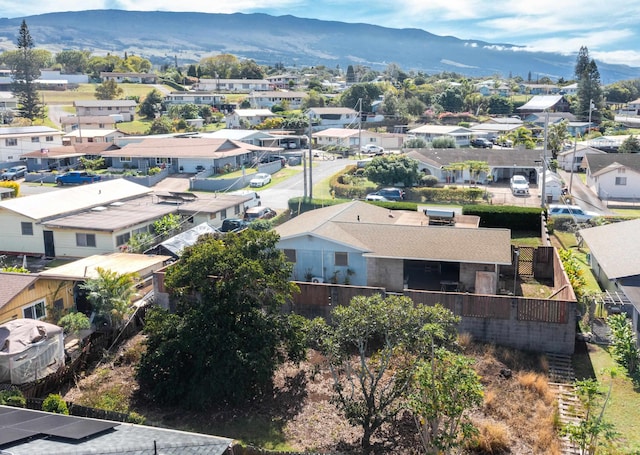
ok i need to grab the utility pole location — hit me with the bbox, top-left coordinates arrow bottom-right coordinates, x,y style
357,98 -> 362,158
308,114 -> 313,200
540,110 -> 549,208
569,135 -> 578,195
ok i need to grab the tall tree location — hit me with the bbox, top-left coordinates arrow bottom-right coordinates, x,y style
137,230 -> 306,408
574,46 -> 591,79
364,154 -> 420,187
80,267 -> 138,328
95,79 -> 124,100
55,49 -> 90,73
138,88 -> 164,119
346,65 -> 356,84
575,47 -> 603,122
547,120 -> 570,159
309,295 -> 459,454
11,20 -> 43,121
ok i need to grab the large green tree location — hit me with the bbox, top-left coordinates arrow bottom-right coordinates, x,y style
575,46 -> 603,122
547,120 -> 570,159
55,49 -> 91,73
11,20 -> 43,121
309,295 -> 459,454
137,230 -> 307,408
340,82 -> 383,112
80,267 -> 138,328
138,88 -> 164,119
364,154 -> 419,187
95,79 -> 123,100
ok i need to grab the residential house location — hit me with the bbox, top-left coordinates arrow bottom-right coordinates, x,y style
519,84 -> 560,95
0,92 -> 17,123
99,72 -> 158,84
557,144 -> 606,172
21,143 -> 120,172
407,125 -> 474,148
579,219 -> 640,340
248,90 -> 307,110
73,100 -> 138,122
265,73 -> 300,89
60,115 -> 117,133
517,95 -> 571,117
275,201 -> 512,293
405,148 -> 543,184
39,69 -> 89,85
225,109 -> 277,128
62,129 -> 124,145
0,405 -> 232,455
163,91 -> 226,109
618,98 -> 640,116
0,253 -> 169,324
523,111 -> 576,128
101,137 -> 267,173
203,129 -> 306,149
0,179 -> 257,258
195,78 -> 270,92
305,107 -> 359,130
585,135 -> 632,152
312,127 -> 381,151
583,153 -> 640,199
470,122 -> 521,143
559,83 -> 578,96
0,126 -> 64,163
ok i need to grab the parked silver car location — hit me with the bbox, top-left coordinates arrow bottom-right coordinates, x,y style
1,165 -> 27,180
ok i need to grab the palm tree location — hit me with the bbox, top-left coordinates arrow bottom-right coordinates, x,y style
80,267 -> 139,328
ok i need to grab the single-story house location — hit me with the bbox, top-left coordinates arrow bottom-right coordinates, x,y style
585,135 -> 632,152
519,84 -> 561,95
618,98 -> 640,116
580,219 -> 640,340
73,100 -> 138,122
202,129 -> 306,150
523,112 -> 577,129
60,115 -> 118,132
0,253 -> 170,324
0,179 -> 257,258
517,95 -> 571,116
583,153 -> 640,200
407,125 -> 474,148
248,90 -> 307,110
405,148 -> 543,184
62,129 -> 124,145
305,107 -> 359,130
312,127 -> 383,151
195,78 -> 270,92
275,201 -> 512,293
225,109 -> 278,128
0,404 -> 232,454
469,122 -> 521,142
265,73 -> 300,89
99,72 -> 158,84
101,137 -> 270,174
0,126 -> 64,164
21,143 -> 120,172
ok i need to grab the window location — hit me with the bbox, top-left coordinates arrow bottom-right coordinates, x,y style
220,209 -> 227,219
53,298 -> 64,311
116,232 -> 131,246
335,252 -> 348,266
31,137 -> 40,143
120,157 -> 132,162
23,300 -> 46,320
284,249 -> 297,263
234,205 -> 241,215
76,233 -> 96,247
21,222 -> 33,236
615,177 -> 627,186
45,136 -> 54,142
5,138 -> 17,146
155,157 -> 172,165
133,226 -> 150,235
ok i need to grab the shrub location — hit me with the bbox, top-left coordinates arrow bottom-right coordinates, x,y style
420,174 -> 439,187
462,205 -> 544,231
0,388 -> 26,408
42,393 -> 69,415
0,180 -> 19,197
147,166 -> 162,175
127,411 -> 146,424
608,313 -> 640,378
467,421 -> 510,453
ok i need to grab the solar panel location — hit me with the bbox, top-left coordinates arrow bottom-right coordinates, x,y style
0,427 -> 38,446
0,405 -> 118,446
44,419 -> 118,439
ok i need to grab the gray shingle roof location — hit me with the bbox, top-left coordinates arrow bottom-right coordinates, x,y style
276,201 -> 512,265
0,273 -> 38,309
406,148 -> 542,167
584,153 -> 640,175
579,218 -> 640,280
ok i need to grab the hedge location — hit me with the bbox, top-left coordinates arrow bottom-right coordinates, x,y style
0,180 -> 19,197
462,205 -> 544,230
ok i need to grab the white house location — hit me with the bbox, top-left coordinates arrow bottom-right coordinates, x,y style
60,115 -> 118,132
408,125 -> 474,148
0,126 -> 64,163
248,90 -> 307,109
73,100 -> 138,122
99,72 -> 158,84
225,109 -> 277,128
62,129 -> 124,145
305,107 -> 359,130
584,153 -> 640,200
618,98 -> 640,116
265,73 -> 300,89
195,78 -> 270,92
557,144 -> 606,172
163,91 -> 225,107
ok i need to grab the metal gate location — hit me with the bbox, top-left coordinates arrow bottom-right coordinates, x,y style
517,246 -> 534,277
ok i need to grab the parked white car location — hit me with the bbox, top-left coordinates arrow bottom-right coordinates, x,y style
249,172 -> 272,187
548,204 -> 599,222
361,144 -> 385,155
510,175 -> 530,196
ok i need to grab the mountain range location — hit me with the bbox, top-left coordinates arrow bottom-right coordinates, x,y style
0,10 -> 638,83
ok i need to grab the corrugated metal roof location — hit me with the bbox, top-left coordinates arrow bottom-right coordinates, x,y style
38,253 -> 171,280
0,180 -> 151,221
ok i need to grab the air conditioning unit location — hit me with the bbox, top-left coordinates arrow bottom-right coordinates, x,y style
311,277 -> 324,283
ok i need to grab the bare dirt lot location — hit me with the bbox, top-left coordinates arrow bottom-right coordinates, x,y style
63,334 -> 562,454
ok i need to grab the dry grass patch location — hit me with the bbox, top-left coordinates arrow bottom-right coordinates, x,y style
467,420 -> 510,453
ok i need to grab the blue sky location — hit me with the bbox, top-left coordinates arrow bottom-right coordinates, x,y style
4,0 -> 640,67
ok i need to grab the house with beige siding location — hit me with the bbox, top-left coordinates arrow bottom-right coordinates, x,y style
248,90 -> 307,109
73,100 -> 138,122
0,126 -> 64,163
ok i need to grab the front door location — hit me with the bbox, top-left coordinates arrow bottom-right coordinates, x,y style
43,230 -> 55,258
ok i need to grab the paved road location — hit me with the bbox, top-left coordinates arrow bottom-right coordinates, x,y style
556,169 -> 613,215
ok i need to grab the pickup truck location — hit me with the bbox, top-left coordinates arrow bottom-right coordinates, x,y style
55,171 -> 102,186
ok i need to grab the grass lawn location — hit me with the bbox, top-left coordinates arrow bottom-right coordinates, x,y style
116,119 -> 153,135
41,83 -> 175,104
511,230 -> 543,247
575,343 -> 640,452
552,230 -> 601,293
612,208 -> 640,216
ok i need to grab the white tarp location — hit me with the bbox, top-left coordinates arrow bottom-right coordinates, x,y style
0,319 -> 65,384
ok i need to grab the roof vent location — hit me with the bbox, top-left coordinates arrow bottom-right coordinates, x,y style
110,201 -> 125,207
91,206 -> 107,212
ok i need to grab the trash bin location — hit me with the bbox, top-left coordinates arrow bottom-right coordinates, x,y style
546,195 -> 553,204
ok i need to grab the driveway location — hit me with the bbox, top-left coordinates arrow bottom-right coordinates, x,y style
556,169 -> 613,215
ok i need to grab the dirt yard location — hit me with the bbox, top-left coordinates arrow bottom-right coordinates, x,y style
63,334 -> 562,454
